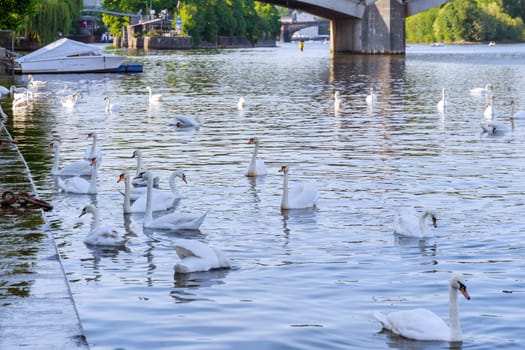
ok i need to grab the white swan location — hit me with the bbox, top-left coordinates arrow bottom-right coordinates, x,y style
469,83 -> 493,97
173,239 -> 230,273
374,273 -> 471,342
173,114 -> 203,128
61,92 -> 82,108
366,87 -> 377,106
334,91 -> 342,112
12,91 -> 33,109
130,150 -> 160,187
104,95 -> 120,113
119,168 -> 186,202
437,87 -> 447,113
118,171 -> 177,213
10,85 -> 29,99
79,204 -> 127,247
58,158 -> 98,194
83,132 -> 102,163
480,120 -> 507,136
245,137 -> 267,177
237,97 -> 245,110
509,99 -> 525,119
484,95 -> 495,120
393,208 -> 437,238
49,140 -> 92,176
146,86 -> 163,102
27,74 -> 47,88
279,165 -> 319,210
143,172 -> 207,230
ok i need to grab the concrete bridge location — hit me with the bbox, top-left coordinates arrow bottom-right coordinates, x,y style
262,0 -> 450,55
280,18 -> 330,42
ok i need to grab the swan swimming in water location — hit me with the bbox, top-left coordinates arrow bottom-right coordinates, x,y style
49,140 -> 93,176
173,239 -> 230,274
469,83 -> 493,97
374,273 -> 471,342
57,158 -> 98,194
142,172 -> 207,230
237,97 -> 245,110
79,204 -> 128,247
245,137 -> 267,177
83,132 -> 102,163
146,86 -> 163,103
509,99 -> 525,119
279,165 -> 319,210
104,95 -> 120,113
130,150 -> 160,187
118,171 -> 178,213
393,208 -> 437,238
61,92 -> 82,108
27,74 -> 47,88
366,87 -> 377,106
173,114 -> 203,128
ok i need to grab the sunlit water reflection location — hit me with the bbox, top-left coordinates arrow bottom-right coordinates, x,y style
3,42 -> 525,349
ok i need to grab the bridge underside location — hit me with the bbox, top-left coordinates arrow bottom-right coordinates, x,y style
265,0 -> 365,19
269,0 -> 450,55
271,0 -> 406,55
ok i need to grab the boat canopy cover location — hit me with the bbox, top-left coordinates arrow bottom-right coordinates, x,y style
16,38 -> 102,63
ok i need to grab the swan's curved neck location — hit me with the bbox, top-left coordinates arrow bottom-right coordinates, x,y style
249,143 -> 259,171
169,173 -> 178,194
448,285 -> 462,341
135,153 -> 143,175
510,103 -> 516,118
123,173 -> 131,213
91,208 -> 100,230
144,174 -> 154,223
281,171 -> 289,209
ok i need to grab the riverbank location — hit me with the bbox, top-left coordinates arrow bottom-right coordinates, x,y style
0,126 -> 88,349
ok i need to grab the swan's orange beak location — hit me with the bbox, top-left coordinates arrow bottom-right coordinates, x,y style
90,157 -> 96,166
79,208 -> 87,218
117,173 -> 125,183
459,283 -> 470,300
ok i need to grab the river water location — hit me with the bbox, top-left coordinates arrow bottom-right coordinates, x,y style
3,42 -> 525,349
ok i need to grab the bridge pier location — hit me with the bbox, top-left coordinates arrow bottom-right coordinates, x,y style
330,0 -> 405,55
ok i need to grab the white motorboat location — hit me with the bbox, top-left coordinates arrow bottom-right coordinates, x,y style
15,38 -> 126,74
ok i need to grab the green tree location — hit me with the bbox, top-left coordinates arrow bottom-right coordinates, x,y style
254,3 -> 280,40
23,0 -> 83,44
0,0 -> 39,32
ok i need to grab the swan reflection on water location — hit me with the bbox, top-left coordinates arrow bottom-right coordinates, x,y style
378,330 -> 463,350
171,268 -> 230,302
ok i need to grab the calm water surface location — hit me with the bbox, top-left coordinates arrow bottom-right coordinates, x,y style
4,42 -> 525,349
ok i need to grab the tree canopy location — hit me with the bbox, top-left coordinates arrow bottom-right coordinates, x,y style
407,0 -> 525,43
0,0 -> 39,32
101,0 -> 280,46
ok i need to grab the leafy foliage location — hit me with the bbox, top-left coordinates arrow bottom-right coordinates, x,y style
407,0 -> 525,43
0,0 -> 39,33
99,0 -> 279,45
22,0 -> 83,44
